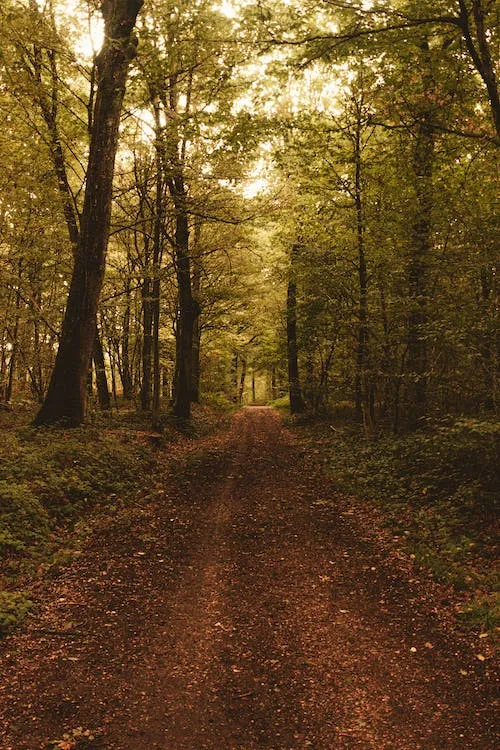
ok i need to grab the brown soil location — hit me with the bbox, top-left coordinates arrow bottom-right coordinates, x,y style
0,408 -> 497,749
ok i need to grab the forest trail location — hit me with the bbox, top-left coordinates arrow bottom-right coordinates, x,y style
0,408 -> 496,749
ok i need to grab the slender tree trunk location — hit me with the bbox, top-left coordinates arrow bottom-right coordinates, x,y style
151,103 -> 164,431
238,357 -> 247,404
232,353 -> 238,403
151,271 -> 161,428
34,0 -> 143,426
6,261 -> 22,403
108,340 -> 119,409
304,354 -> 314,411
121,288 -> 134,400
407,110 -> 435,430
190,222 -> 202,403
479,265 -> 498,410
0,341 -> 8,402
31,283 -> 44,401
93,324 -> 111,410
287,245 -> 304,414
141,276 -> 153,410
354,118 -> 369,425
378,277 -> 392,419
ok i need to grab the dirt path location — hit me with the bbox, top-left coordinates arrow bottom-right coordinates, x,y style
0,408 -> 496,749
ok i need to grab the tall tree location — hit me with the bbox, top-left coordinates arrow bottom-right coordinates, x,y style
34,0 -> 143,426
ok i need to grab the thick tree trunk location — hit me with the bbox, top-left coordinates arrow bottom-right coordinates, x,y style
28,3 -> 111,414
172,193 -> 199,421
287,246 -> 304,414
34,0 -> 142,426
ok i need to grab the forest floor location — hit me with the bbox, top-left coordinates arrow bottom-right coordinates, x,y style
0,407 -> 497,749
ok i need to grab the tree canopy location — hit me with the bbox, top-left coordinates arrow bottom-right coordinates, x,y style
0,0 -> 497,429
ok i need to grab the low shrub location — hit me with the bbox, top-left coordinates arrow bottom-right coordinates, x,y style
307,416 -> 499,624
0,481 -> 50,553
0,591 -> 33,634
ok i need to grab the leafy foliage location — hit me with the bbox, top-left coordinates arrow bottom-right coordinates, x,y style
0,591 -> 33,634
308,416 -> 499,623
0,416 -> 155,573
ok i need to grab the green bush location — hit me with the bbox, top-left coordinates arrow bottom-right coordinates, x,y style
315,417 -> 499,613
0,481 -> 50,553
0,425 -> 155,569
0,591 -> 33,634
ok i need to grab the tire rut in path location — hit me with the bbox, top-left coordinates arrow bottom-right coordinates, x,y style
0,407 -> 496,749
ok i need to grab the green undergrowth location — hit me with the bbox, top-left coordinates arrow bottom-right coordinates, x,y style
0,402 -> 230,634
302,416 -> 499,631
268,395 -> 290,411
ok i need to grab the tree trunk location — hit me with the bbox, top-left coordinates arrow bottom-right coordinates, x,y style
121,282 -> 134,400
6,261 -> 22,403
190,223 -> 202,403
353,116 -> 369,425
407,110 -> 435,430
458,0 -> 500,137
287,246 -> 304,414
231,353 -> 238,402
34,0 -> 143,426
141,276 -> 153,411
172,192 -> 199,421
27,3 -> 111,414
151,102 -> 164,431
238,357 -> 247,404
93,323 -> 111,410
271,367 -> 277,400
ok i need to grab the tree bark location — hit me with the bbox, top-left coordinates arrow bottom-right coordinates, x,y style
190,222 -> 202,403
26,3 -> 111,410
93,324 -> 111,410
231,353 -> 239,402
238,357 -> 247,404
140,275 -> 153,410
34,0 -> 143,426
172,190 -> 199,421
407,109 -> 435,430
353,112 -> 369,425
287,245 -> 304,414
121,287 -> 134,400
151,103 -> 164,431
458,0 -> 500,137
